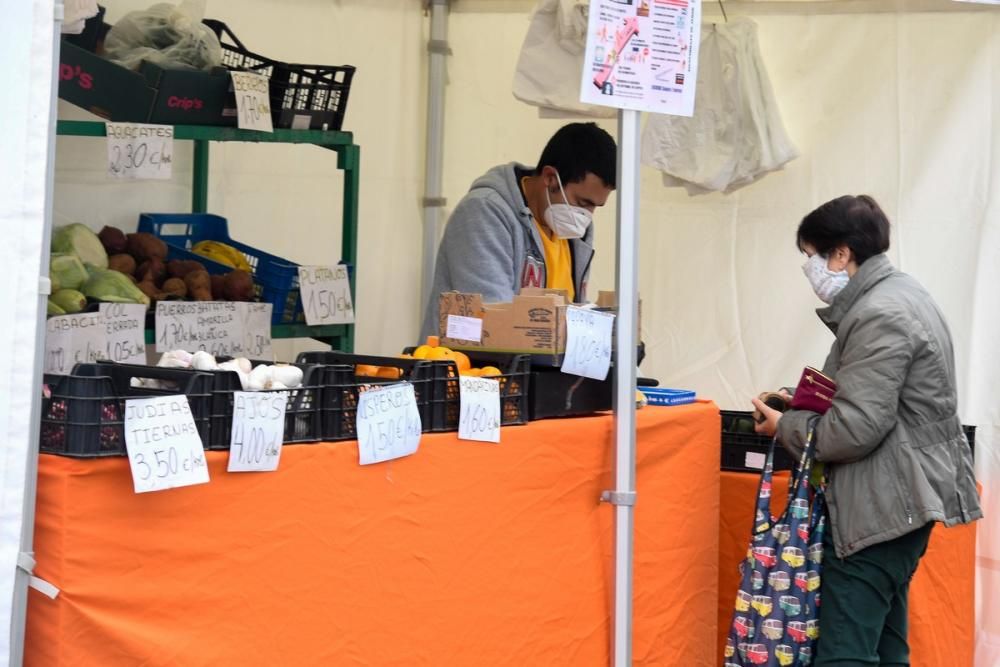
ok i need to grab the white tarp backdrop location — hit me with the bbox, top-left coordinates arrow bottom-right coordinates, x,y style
0,0 -> 58,665
29,0 -> 1000,664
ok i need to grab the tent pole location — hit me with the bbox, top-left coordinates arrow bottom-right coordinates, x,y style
420,0 -> 451,323
609,108 -> 640,667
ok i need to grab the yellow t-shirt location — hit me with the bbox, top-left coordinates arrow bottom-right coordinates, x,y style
521,176 -> 575,300
533,218 -> 575,301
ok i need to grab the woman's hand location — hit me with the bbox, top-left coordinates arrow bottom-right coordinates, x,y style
751,397 -> 782,437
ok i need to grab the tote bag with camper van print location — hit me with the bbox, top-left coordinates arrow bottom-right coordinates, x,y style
724,423 -> 825,667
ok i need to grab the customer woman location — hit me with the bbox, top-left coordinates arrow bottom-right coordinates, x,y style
752,194 -> 981,665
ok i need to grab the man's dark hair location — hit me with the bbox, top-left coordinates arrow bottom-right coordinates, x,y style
797,194 -> 891,265
535,122 -> 617,189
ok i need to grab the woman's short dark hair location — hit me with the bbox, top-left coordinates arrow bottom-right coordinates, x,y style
535,122 -> 617,189
797,195 -> 891,265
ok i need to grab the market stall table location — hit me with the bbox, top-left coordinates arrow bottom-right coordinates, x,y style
26,402 -> 720,666
717,470 -> 977,665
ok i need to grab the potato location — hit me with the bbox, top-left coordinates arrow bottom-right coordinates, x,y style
126,232 -> 167,263
222,270 -> 254,301
108,253 -> 137,276
136,258 -> 167,286
98,226 -> 128,255
167,259 -> 206,279
184,270 -> 213,301
162,277 -> 187,299
136,280 -> 165,302
210,274 -> 225,300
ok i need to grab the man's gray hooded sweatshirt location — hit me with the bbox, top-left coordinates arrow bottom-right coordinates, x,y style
420,162 -> 595,340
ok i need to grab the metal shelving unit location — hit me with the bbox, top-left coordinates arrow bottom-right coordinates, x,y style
55,120 -> 359,351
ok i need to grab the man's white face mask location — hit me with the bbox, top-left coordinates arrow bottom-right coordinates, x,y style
802,252 -> 849,304
544,172 -> 592,240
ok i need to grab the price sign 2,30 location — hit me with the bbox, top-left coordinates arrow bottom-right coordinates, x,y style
105,122 -> 174,180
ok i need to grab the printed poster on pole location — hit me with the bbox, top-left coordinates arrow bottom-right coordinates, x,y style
580,0 -> 701,116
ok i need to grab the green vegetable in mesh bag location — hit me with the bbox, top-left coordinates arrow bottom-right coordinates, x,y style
82,267 -> 151,309
50,253 -> 90,291
51,224 -> 108,269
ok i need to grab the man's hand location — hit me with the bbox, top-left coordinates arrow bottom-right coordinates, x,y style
751,397 -> 782,437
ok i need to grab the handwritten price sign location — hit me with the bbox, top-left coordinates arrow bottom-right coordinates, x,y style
124,395 -> 210,493
44,304 -> 147,375
231,71 -> 273,133
155,301 -> 272,359
356,383 -> 422,465
560,306 -> 615,380
105,122 -> 173,180
228,391 -> 287,472
458,376 -> 501,443
298,265 -> 355,326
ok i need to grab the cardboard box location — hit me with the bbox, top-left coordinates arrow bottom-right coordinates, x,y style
439,289 -> 641,363
142,62 -> 236,127
438,289 -> 570,360
58,38 -> 157,122
58,21 -> 235,127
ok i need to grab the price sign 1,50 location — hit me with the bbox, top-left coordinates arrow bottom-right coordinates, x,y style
356,383 -> 422,465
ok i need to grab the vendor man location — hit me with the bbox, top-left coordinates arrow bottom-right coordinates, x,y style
420,122 -> 617,339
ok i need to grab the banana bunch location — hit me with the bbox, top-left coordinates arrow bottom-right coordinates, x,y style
192,241 -> 252,272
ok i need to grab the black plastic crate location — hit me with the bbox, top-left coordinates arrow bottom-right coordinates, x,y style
529,368 -> 612,420
297,352 -> 438,441
721,412 -> 978,472
205,361 -> 323,450
720,410 -> 795,473
419,350 -> 531,432
40,363 -> 212,457
203,19 -> 355,131
63,5 -> 107,52
963,424 -> 976,460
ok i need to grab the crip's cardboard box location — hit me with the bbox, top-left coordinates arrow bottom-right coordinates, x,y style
438,289 -> 570,358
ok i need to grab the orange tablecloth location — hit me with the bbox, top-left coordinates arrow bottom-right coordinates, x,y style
26,402 -> 720,666
717,471 -> 977,666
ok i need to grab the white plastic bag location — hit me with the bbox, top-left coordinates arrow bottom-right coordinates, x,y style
642,18 -> 797,194
104,0 -> 222,71
512,0 -> 616,119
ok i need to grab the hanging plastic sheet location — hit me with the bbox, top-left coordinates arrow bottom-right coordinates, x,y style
512,0 -> 616,118
641,17 -> 797,194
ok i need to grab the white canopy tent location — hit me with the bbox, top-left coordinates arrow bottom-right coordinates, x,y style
2,0 -> 999,664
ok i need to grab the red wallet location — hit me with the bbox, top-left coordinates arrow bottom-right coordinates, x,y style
790,366 -> 837,414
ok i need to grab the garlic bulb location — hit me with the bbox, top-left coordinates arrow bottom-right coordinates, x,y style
271,364 -> 303,389
191,351 -> 218,371
247,364 -> 274,391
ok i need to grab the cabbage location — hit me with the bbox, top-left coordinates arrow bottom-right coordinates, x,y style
51,223 -> 108,269
81,267 -> 150,309
50,253 -> 89,291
